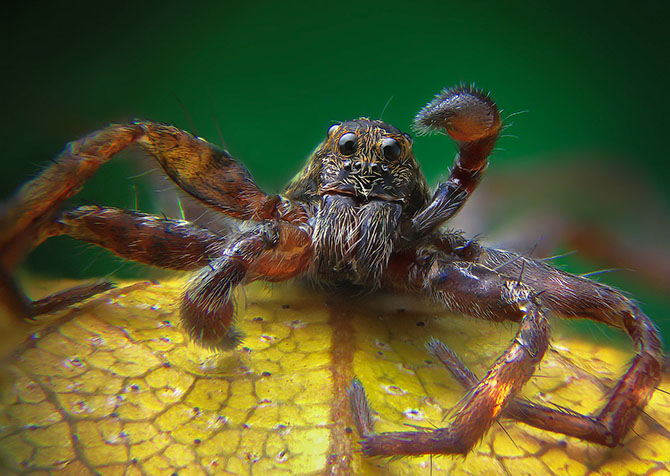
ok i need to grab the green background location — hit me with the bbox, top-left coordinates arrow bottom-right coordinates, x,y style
2,2 -> 668,339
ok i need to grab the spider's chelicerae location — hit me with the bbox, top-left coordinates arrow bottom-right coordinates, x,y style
0,86 -> 662,456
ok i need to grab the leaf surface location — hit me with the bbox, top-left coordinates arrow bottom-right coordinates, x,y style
0,278 -> 668,475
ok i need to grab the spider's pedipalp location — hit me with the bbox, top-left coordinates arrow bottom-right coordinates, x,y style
413,85 -> 499,142
408,87 -> 502,241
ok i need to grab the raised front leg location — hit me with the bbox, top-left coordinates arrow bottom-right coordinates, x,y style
409,86 -> 502,239
0,124 -> 141,269
350,260 -> 550,455
135,121 -> 307,223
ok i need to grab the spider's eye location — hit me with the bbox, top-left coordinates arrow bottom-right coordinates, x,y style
327,124 -> 340,136
338,133 -> 357,155
381,137 -> 402,161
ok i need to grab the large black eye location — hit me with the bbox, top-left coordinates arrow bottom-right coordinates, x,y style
338,133 -> 357,155
381,137 -> 401,160
327,124 -> 340,136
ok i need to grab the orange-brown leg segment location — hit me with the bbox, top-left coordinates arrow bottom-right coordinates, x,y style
409,86 -> 502,239
0,125 -> 142,321
477,248 -> 664,446
0,124 -> 143,270
0,121 -> 306,321
0,120 -> 306,271
181,221 -> 312,349
0,267 -> 114,320
1,205 -> 226,322
350,262 -> 550,456
428,304 -> 662,447
57,205 -> 224,271
134,121 -> 307,223
362,244 -> 663,455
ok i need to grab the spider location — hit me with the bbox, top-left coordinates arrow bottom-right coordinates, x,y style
0,86 -> 662,457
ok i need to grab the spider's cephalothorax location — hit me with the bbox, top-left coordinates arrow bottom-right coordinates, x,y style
0,85 -> 662,457
286,119 -> 429,286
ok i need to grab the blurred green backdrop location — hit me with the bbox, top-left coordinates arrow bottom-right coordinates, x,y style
2,1 -> 668,339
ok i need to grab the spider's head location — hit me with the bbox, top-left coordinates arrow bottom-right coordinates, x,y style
314,118 -> 430,205
317,119 -> 416,205
284,119 -> 430,215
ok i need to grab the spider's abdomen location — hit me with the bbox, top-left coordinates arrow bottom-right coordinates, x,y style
310,194 -> 402,287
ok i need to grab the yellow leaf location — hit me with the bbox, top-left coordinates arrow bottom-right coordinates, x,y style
0,278 -> 669,475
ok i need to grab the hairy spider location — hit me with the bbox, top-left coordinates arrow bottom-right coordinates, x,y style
0,86 -> 662,456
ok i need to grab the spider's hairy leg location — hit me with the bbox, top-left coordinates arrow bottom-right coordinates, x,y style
410,86 -> 502,239
0,267 -> 114,320
181,221 -> 311,350
478,248 -> 664,446
134,121 -> 307,222
1,124 -> 143,269
0,124 -> 143,320
351,259 -> 549,456
0,120 -> 305,320
0,205 -> 224,320
1,120 -> 306,271
427,328 -> 662,447
56,205 -> 224,270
